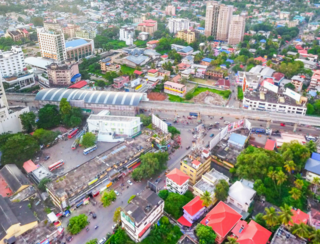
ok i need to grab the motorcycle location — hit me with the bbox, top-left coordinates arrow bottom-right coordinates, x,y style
95,226 -> 99,230
86,227 -> 89,232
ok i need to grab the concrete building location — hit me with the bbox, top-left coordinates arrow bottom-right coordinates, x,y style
227,181 -> 256,213
180,150 -> 212,185
0,195 -> 38,244
113,76 -> 130,89
164,81 -> 186,97
37,27 -> 67,62
178,196 -> 206,227
0,46 -> 26,78
5,29 -> 29,42
75,29 -> 96,39
311,70 -> 320,88
176,30 -> 196,44
119,25 -> 135,45
121,190 -> 164,242
137,19 -> 157,36
65,38 -> 95,61
304,152 -> 320,184
168,18 -> 190,34
165,5 -> 176,16
291,75 -> 304,92
205,1 -> 233,41
87,111 -> 141,142
43,22 -> 63,32
166,168 -> 190,195
63,24 -> 80,38
228,15 -> 245,45
46,60 -> 79,87
100,58 -> 120,73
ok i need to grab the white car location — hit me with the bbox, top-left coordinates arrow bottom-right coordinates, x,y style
127,180 -> 133,185
224,121 -> 230,125
114,190 -> 120,196
99,238 -> 106,244
112,224 -> 117,230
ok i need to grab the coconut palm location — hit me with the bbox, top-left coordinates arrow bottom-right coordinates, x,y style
263,207 -> 279,227
289,187 -> 302,200
294,179 -> 304,190
278,204 -> 293,226
200,191 -> 213,207
311,177 -> 320,194
276,171 -> 287,196
290,223 -> 310,238
268,170 -> 278,193
226,236 -> 239,244
310,229 -> 320,243
284,160 -> 296,174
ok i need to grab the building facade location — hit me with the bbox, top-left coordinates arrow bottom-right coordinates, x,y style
46,60 -> 79,87
168,18 -> 190,34
75,29 -> 96,39
166,168 -> 190,195
65,38 -> 95,61
165,5 -> 176,16
291,75 -> 304,92
113,76 -> 130,89
37,27 -> 67,62
176,30 -> 196,44
164,81 -> 186,97
0,46 -> 26,77
63,24 -> 80,38
5,29 -> 29,42
228,15 -> 245,45
119,25 -> 135,45
137,20 -> 158,36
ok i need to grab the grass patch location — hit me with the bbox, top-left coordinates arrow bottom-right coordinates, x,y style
121,65 -> 135,75
134,40 -> 147,47
168,94 -> 189,103
237,86 -> 243,100
106,40 -> 127,49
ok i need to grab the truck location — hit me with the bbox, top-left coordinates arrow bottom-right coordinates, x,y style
189,112 -> 198,117
251,128 -> 266,134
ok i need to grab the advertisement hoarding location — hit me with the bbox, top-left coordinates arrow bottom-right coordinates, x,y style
152,114 -> 168,134
263,80 -> 279,93
285,88 -> 301,102
228,120 -> 244,132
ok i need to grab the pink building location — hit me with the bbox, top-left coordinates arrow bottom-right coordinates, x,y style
113,76 -> 130,89
311,70 -> 320,88
165,5 -> 176,16
47,60 -> 80,87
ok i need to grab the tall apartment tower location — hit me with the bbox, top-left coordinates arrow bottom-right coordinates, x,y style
37,27 -> 67,63
0,46 -> 26,77
165,5 -> 176,16
168,18 -> 190,34
205,1 -> 233,41
228,15 -> 246,45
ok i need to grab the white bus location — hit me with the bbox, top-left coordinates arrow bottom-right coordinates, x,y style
83,145 -> 97,155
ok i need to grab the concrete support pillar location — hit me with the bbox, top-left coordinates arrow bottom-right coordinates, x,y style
293,123 -> 297,132
266,120 -> 271,129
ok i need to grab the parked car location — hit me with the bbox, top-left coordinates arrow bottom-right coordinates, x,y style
210,134 -> 214,137
98,237 -> 107,244
280,123 -> 285,126
155,178 -> 161,184
186,146 -> 191,150
92,213 -> 97,219
66,236 -> 73,242
44,156 -> 50,161
114,190 -> 120,196
127,180 -> 133,185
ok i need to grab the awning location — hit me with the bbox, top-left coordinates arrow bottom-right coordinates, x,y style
139,223 -> 151,237
131,162 -> 141,170
177,216 -> 192,227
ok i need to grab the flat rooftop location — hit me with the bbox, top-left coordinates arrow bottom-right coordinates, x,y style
204,168 -> 229,183
181,152 -> 209,169
46,134 -> 151,199
194,179 -> 215,194
65,38 -> 90,48
88,114 -> 140,122
270,227 -> 306,244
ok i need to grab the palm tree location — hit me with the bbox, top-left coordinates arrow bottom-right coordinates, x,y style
289,187 -> 302,200
311,177 -> 320,194
268,171 -> 278,193
200,191 -> 213,207
278,204 -> 293,226
290,223 -> 310,238
284,160 -> 296,174
294,179 -> 304,190
263,207 -> 279,227
276,171 -> 287,196
310,229 -> 320,243
226,236 -> 239,244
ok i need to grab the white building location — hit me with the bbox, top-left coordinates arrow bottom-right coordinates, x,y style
87,110 -> 141,142
168,18 -> 190,34
166,168 -> 190,195
227,181 -> 256,212
119,25 -> 135,45
0,76 -> 30,134
0,46 -> 26,77
37,27 -> 67,62
121,190 -> 164,242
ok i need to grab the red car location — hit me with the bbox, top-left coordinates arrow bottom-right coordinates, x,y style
187,116 -> 192,119
280,123 -> 285,126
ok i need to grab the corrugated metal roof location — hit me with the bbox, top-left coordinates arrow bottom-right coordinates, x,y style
35,89 -> 144,106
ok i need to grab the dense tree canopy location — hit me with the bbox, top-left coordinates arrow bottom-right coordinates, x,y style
214,179 -> 229,201
82,132 -> 96,148
67,214 -> 88,235
195,224 -> 217,244
101,190 -> 117,207
37,104 -> 61,129
33,128 -> 59,146
19,112 -> 36,133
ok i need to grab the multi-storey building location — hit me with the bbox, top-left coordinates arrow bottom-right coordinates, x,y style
5,28 -> 29,42
65,38 -> 95,61
228,15 -> 245,45
37,27 -> 67,62
100,59 -> 120,73
164,81 -> 186,97
180,150 -> 212,185
205,1 -> 233,41
166,168 -> 190,195
43,22 -> 63,32
168,18 -> 190,34
119,26 -> 135,45
121,190 -> 164,242
165,5 -> 176,16
63,24 -> 80,38
137,20 -> 157,36
0,46 -> 26,77
46,60 -> 79,87
311,70 -> 320,88
75,29 -> 96,39
176,30 -> 196,44
291,75 -> 304,92
113,76 -> 130,89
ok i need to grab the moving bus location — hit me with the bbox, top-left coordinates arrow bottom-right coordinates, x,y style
251,128 -> 266,134
67,128 -> 79,139
71,140 -> 79,150
48,160 -> 64,171
83,145 -> 97,155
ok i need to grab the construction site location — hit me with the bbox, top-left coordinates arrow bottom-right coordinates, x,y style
192,90 -> 227,106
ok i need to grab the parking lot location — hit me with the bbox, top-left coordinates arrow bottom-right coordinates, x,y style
40,137 -> 119,176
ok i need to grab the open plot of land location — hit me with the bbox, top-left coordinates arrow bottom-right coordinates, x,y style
148,92 -> 167,101
121,64 -> 135,75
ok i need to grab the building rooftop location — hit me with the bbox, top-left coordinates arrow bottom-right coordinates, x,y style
289,209 -> 309,226
166,168 -> 189,186
0,164 -> 30,193
228,181 -> 256,206
304,157 -> 320,175
229,133 -> 247,147
25,57 -> 55,70
181,153 -> 209,170
68,80 -> 88,89
23,160 -> 38,173
183,196 -> 204,216
65,38 -> 90,48
265,139 -> 276,150
88,114 -> 140,122
46,134 -> 151,199
194,178 -> 215,194
270,227 -> 306,244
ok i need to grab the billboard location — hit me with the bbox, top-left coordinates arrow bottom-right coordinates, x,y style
228,120 -> 244,132
263,80 -> 278,93
245,119 -> 252,130
152,114 -> 168,134
220,126 -> 228,139
285,88 -> 301,101
210,133 -> 221,149
242,77 -> 247,92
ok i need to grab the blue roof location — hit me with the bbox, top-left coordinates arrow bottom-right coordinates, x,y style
196,15 -> 202,17
180,46 -> 193,53
295,38 -> 302,42
228,133 -> 247,146
276,25 -> 285,28
260,39 -> 266,43
308,90 -> 317,97
198,27 -> 205,30
202,58 -> 213,62
311,152 -> 320,161
221,50 -> 230,54
305,158 -> 320,175
226,59 -> 234,63
71,73 -> 81,82
65,39 -> 88,48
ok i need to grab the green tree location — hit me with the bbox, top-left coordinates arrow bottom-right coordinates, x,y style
95,80 -> 105,89
137,114 -> 152,126
158,189 -> 169,200
284,83 -> 296,90
195,224 -> 217,244
310,229 -> 320,244
289,187 -> 302,200
31,17 -> 44,26
86,239 -> 98,244
38,177 -> 51,192
101,190 -> 117,207
1,133 -> 39,167
113,207 -> 122,223
279,141 -> 310,171
284,160 -> 296,174
82,132 -> 96,148
62,107 -> 83,127
37,104 -> 61,129
290,223 -> 310,238
19,112 -> 36,133
263,207 -> 279,227
59,98 -> 72,116
226,236 -> 239,244
306,140 -> 317,153
311,177 -> 320,194
67,214 -> 88,235
278,204 -> 293,225
214,179 -> 229,201
276,170 -> 287,196
33,128 -> 59,145
294,179 -> 304,190
0,133 -> 14,150
164,192 -> 191,219
200,191 -> 213,207
254,213 -> 267,228
168,126 -> 180,138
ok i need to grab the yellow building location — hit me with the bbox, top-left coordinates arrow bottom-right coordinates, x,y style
180,150 -> 211,185
0,196 -> 38,244
176,30 -> 196,44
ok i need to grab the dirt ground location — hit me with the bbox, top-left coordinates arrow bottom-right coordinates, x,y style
192,91 -> 226,106
147,92 -> 167,101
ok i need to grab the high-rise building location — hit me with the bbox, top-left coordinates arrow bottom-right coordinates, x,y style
168,18 -> 190,34
37,27 -> 67,63
228,15 -> 246,45
137,19 -> 157,36
46,60 -> 80,87
0,46 -> 26,77
205,1 -> 233,41
176,30 -> 196,44
119,26 -> 135,45
165,5 -> 176,16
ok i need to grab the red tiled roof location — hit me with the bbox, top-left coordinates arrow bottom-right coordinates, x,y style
264,139 -> 276,151
233,220 -> 272,244
178,215 -> 192,227
183,196 -> 205,216
192,160 -> 201,166
0,174 -> 13,197
254,57 -> 267,63
134,70 -> 143,75
298,49 -> 308,54
23,160 -> 37,173
289,209 -> 309,226
147,40 -> 159,44
272,72 -> 285,81
201,201 -> 242,238
295,45 -> 303,50
148,69 -> 158,73
161,55 -> 168,58
166,168 -> 190,186
69,80 -> 88,89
